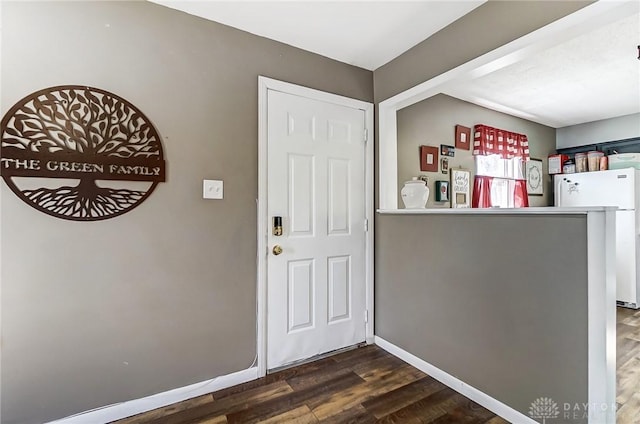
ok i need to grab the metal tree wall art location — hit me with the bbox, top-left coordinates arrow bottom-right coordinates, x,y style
0,86 -> 166,221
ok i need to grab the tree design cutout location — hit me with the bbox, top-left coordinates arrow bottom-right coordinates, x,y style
529,397 -> 560,423
0,86 -> 165,221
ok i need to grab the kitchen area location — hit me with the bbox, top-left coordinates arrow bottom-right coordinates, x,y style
552,147 -> 640,309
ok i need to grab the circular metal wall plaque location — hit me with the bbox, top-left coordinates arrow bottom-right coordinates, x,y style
0,86 -> 165,221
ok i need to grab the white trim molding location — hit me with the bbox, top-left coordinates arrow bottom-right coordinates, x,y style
375,337 -> 537,424
257,76 -> 375,376
47,367 -> 258,424
378,206 -> 616,215
586,210 -> 617,424
0,3 -> 4,422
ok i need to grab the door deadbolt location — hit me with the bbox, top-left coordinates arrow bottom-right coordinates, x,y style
272,245 -> 283,255
273,216 -> 283,236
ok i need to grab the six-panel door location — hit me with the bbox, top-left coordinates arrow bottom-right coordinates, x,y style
267,90 -> 367,369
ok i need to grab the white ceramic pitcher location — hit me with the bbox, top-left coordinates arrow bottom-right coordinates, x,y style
401,178 -> 429,208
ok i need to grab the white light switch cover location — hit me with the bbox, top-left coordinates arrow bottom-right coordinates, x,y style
203,180 -> 223,199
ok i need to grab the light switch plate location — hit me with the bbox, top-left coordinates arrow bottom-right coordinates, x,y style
203,179 -> 223,199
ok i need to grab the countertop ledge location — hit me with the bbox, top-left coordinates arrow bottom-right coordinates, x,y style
377,206 -> 617,215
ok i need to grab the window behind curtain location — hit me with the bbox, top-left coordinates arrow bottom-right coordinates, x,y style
474,155 -> 526,208
472,124 -> 529,208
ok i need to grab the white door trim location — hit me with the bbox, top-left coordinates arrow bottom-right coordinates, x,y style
257,76 -> 374,377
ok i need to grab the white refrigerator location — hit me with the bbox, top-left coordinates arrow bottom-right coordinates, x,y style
555,168 -> 640,308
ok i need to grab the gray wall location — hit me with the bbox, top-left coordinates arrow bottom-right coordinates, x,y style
375,213 -> 589,423
556,112 -> 640,149
0,2 -> 372,423
397,94 -> 557,208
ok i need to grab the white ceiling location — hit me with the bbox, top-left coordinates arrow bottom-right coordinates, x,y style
150,0 -> 485,70
150,0 -> 640,129
444,11 -> 640,128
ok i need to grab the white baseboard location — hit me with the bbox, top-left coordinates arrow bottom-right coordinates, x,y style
48,367 -> 259,424
374,336 -> 536,424
46,339 -> 539,424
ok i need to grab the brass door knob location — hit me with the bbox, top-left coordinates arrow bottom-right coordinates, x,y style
272,245 -> 283,255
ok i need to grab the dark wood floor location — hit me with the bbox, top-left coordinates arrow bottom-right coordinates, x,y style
113,345 -> 508,424
114,307 -> 640,424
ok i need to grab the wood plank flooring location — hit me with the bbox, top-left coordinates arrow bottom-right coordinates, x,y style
616,306 -> 640,424
113,307 -> 640,424
112,346 -> 508,424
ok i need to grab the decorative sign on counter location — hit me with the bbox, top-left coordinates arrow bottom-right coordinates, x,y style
0,85 -> 165,221
526,158 -> 544,196
451,168 -> 470,208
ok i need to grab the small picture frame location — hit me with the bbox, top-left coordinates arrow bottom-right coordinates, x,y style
435,180 -> 449,202
526,158 -> 544,196
441,157 -> 449,174
420,145 -> 438,172
451,168 -> 471,208
440,144 -> 455,157
455,125 -> 471,151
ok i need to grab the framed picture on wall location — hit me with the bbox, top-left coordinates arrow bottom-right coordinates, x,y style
451,168 -> 471,208
420,145 -> 438,172
440,144 -> 455,157
441,157 -> 449,174
455,125 -> 471,150
526,158 -> 544,196
435,180 -> 449,202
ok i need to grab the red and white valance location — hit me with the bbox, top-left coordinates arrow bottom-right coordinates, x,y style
473,124 -> 530,159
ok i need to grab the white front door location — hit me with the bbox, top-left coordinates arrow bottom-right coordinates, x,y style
266,89 -> 367,369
